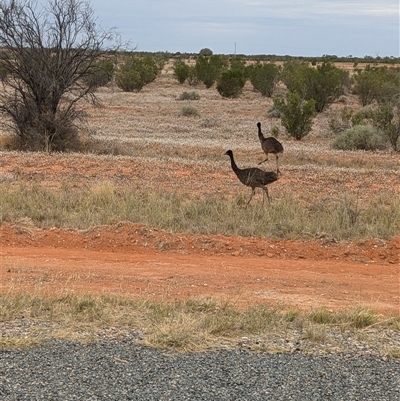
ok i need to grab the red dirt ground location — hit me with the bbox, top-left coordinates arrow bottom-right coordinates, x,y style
1,222 -> 399,314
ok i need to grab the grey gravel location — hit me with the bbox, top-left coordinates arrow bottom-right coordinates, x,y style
1,339 -> 399,401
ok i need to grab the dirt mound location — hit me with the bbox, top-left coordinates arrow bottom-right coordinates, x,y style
2,223 -> 399,314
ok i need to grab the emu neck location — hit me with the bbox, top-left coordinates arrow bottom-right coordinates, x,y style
258,127 -> 264,142
228,154 -> 240,173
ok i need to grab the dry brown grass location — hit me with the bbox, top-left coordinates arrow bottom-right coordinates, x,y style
1,292 -> 399,355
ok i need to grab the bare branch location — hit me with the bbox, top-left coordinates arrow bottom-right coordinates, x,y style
0,0 -> 120,152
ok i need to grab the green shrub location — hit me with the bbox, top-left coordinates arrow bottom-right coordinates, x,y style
353,66 -> 381,106
178,91 -> 200,101
216,69 -> 246,98
331,104 -> 400,151
309,61 -> 349,112
267,104 -> 281,118
195,55 -> 227,88
350,105 -> 376,126
81,59 -> 114,89
353,65 -> 400,106
377,67 -> 400,105
273,91 -> 316,140
328,106 -> 353,134
115,55 -> 159,92
281,60 -> 348,112
187,66 -> 199,86
248,62 -> 280,97
229,57 -> 248,77
373,103 -> 400,151
270,126 -> 280,138
173,61 -> 190,84
332,125 -> 387,151
281,60 -> 309,91
180,105 -> 199,117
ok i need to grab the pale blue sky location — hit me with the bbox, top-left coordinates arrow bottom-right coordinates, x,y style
91,0 -> 399,57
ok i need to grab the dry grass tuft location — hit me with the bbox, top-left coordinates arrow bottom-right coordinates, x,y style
11,217 -> 36,235
1,293 -> 398,355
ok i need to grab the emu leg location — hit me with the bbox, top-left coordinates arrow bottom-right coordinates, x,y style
275,154 -> 280,174
262,187 -> 271,203
258,156 -> 269,166
246,188 -> 256,206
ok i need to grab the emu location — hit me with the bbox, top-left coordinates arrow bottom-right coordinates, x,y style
225,150 -> 278,205
257,121 -> 283,174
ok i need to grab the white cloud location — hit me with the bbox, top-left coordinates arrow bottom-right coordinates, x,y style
229,0 -> 398,16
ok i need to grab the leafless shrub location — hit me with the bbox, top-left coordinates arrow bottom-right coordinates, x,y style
0,0 -> 119,153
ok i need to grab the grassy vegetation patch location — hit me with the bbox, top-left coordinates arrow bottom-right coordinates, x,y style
1,181 -> 400,240
179,105 -> 199,117
0,337 -> 43,349
178,91 -> 200,101
1,293 -> 399,354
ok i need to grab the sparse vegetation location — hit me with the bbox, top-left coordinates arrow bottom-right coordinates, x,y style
0,293 -> 398,353
180,105 -> 200,117
1,182 -> 399,240
178,91 -> 200,101
267,104 -> 281,119
187,66 -> 200,86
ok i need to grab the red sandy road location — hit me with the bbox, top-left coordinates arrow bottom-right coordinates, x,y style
1,245 -> 399,314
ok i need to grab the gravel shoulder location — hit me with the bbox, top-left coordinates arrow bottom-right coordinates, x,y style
1,338 -> 400,401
